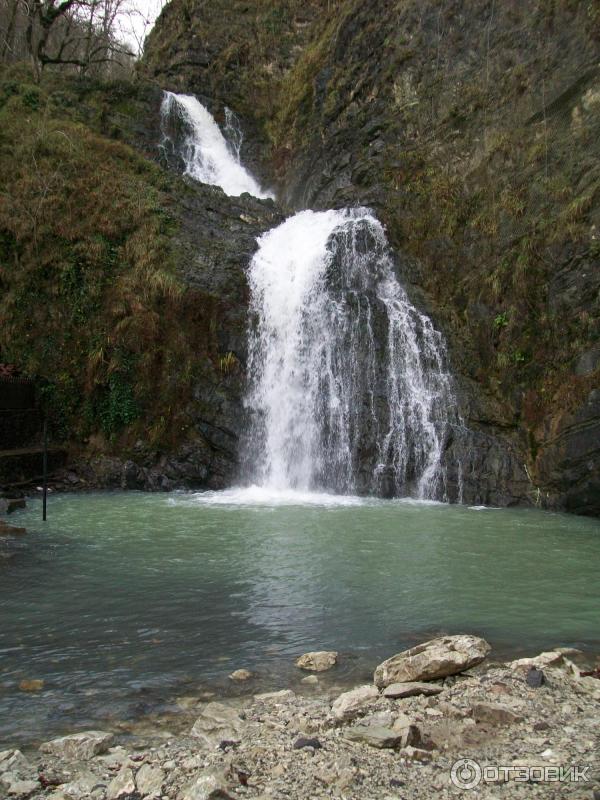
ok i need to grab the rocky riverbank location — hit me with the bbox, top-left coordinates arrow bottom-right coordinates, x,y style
2,637 -> 599,800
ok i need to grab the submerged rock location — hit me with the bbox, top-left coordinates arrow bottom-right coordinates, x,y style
253,689 -> 295,704
0,498 -> 26,514
0,520 -> 26,536
39,731 -> 114,761
228,669 -> 253,682
374,635 -> 491,687
18,679 -> 44,692
295,651 -> 338,672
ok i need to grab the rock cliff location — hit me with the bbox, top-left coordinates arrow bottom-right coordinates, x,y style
144,0 -> 600,514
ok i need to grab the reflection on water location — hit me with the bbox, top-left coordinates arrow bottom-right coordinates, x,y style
1,490 -> 599,747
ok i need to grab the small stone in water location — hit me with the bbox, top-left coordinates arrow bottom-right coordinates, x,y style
293,737 -> 322,750
295,651 -> 338,672
229,669 -> 253,681
18,679 -> 44,692
526,667 -> 545,688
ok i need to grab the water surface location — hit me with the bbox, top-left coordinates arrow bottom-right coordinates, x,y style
1,489 -> 599,747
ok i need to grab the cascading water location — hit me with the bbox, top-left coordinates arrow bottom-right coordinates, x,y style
159,91 -> 273,199
157,90 -> 461,501
244,208 -> 460,500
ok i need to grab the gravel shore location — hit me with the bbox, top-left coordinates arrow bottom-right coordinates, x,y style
2,643 -> 599,800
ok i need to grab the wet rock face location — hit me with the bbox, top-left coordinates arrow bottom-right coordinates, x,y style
143,0 -> 600,514
58,177 -> 281,492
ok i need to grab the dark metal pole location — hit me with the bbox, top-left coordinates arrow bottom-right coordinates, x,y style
42,418 -> 47,521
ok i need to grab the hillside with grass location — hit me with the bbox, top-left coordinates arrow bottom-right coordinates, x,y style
0,66 -> 279,489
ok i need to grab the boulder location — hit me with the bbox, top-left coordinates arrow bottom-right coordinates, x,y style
39,731 -> 114,761
107,766 -> 136,800
331,685 -> 379,721
179,770 -> 233,800
295,651 -> 338,672
343,724 -> 402,749
471,702 -> 523,725
59,769 -> 100,799
0,761 -> 40,798
0,751 -> 31,776
392,714 -> 424,747
383,681 -> 443,699
508,651 -> 565,672
374,636 -> 491,687
136,763 -> 164,798
4,778 -> 39,796
190,702 -> 245,747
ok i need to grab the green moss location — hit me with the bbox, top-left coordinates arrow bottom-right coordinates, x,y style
0,67 -> 200,449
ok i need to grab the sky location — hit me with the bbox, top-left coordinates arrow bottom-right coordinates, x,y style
116,0 -> 167,54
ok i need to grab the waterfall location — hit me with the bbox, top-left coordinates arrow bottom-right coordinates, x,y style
157,91 -> 461,501
244,208 -> 460,500
159,91 -> 273,199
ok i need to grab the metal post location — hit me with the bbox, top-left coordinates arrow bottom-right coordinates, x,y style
42,418 -> 47,521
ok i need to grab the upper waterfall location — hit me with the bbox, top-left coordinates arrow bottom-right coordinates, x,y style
244,208 -> 461,501
159,91 -> 273,200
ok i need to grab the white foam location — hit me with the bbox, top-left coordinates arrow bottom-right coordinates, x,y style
160,92 -> 274,199
168,487 -> 451,510
173,486 -> 371,508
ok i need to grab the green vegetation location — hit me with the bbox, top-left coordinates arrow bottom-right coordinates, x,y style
0,66 -> 199,448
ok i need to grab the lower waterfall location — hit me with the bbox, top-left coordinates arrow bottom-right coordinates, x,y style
243,208 -> 460,500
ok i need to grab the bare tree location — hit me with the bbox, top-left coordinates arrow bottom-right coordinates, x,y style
0,0 -> 21,61
0,0 -> 136,78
